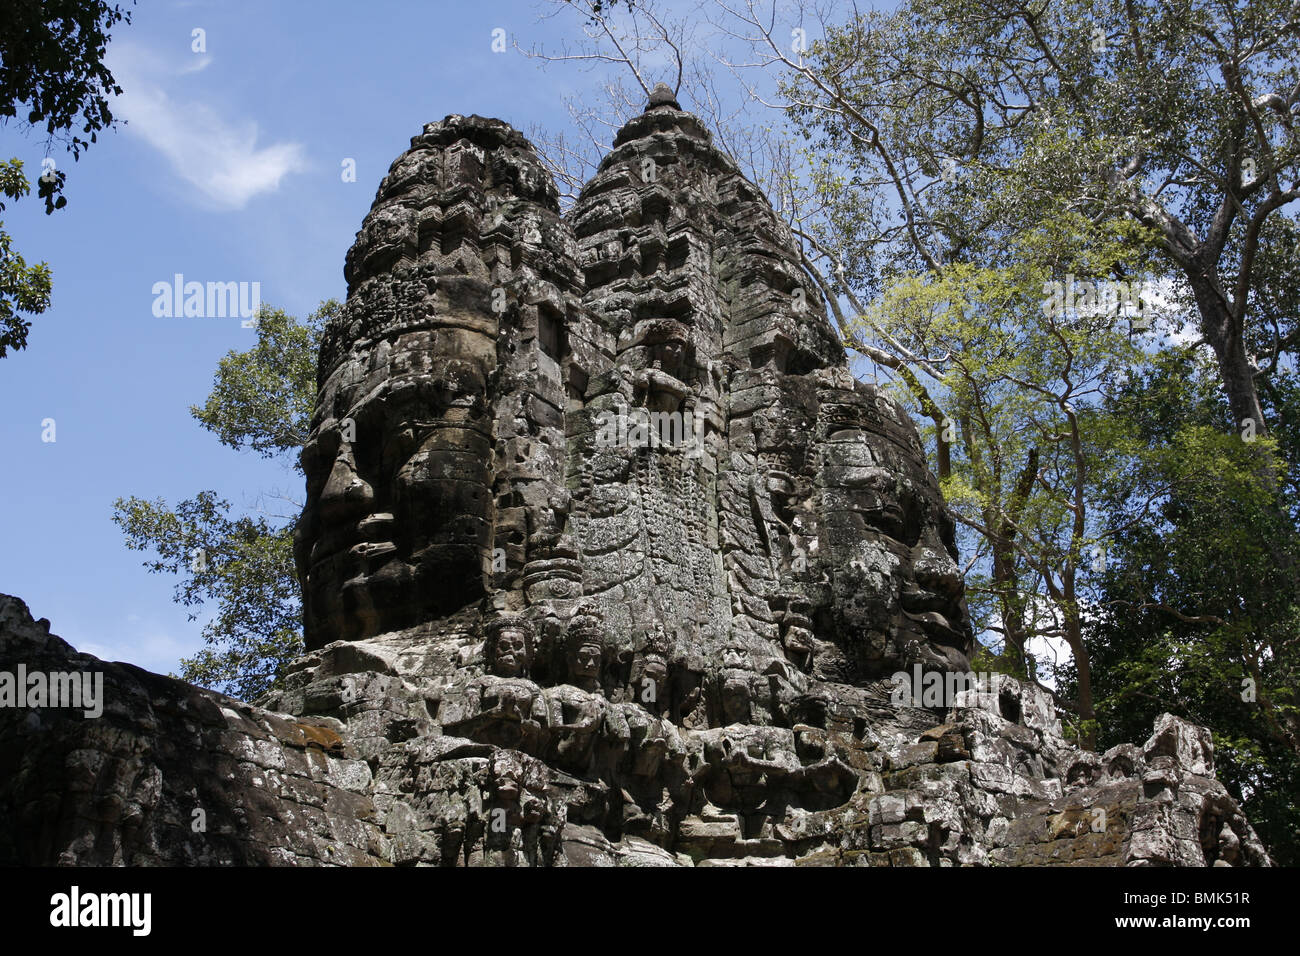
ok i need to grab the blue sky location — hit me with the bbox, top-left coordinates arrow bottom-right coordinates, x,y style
0,0 -> 667,674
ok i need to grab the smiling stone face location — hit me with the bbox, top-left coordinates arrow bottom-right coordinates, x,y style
816,387 -> 972,673
294,114 -> 572,650
295,308 -> 498,647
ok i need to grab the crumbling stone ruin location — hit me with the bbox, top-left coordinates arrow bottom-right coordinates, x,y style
0,87 -> 1272,866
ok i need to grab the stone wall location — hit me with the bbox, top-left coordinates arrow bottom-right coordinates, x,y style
0,593 -> 1268,865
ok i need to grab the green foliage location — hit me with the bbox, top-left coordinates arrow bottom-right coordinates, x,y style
0,159 -> 52,357
190,302 -> 323,458
785,0 -> 1299,437
1069,349 -> 1300,863
0,0 -> 134,356
113,301 -> 338,700
0,0 -> 133,160
113,491 -> 301,702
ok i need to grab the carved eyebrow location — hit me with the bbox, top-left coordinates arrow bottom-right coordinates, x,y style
338,381 -> 444,425
387,418 -> 445,447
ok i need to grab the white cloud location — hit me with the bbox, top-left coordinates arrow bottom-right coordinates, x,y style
109,46 -> 305,209
177,54 -> 213,76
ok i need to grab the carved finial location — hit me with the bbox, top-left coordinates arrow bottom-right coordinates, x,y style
647,82 -> 681,111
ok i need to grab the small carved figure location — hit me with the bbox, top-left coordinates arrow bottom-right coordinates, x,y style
565,606 -> 607,693
484,613 -> 535,678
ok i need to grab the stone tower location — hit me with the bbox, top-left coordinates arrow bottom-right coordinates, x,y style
295,88 -> 975,691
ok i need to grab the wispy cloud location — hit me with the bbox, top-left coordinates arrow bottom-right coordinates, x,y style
177,54 -> 213,75
109,44 -> 305,209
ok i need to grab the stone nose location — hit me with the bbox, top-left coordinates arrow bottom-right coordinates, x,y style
320,444 -> 375,521
914,546 -> 962,595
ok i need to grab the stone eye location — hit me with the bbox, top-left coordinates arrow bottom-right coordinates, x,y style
387,420 -> 436,472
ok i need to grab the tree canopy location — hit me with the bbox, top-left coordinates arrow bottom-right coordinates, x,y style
114,302 -> 336,699
0,0 -> 133,357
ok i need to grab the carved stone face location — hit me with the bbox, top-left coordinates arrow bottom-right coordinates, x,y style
902,532 -> 968,662
490,625 -> 533,678
656,339 -> 685,376
295,318 -> 496,648
819,397 -> 972,672
570,638 -> 603,684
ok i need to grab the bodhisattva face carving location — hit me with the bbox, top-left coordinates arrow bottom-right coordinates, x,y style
820,412 -> 971,671
296,327 -> 495,647
570,638 -> 603,687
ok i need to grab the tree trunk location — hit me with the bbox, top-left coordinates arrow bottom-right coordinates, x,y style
1065,615 -> 1097,751
1188,270 -> 1267,437
991,542 -> 1027,677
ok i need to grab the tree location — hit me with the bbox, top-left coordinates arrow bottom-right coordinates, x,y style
113,490 -> 302,701
0,160 -> 51,357
856,207 -> 1161,746
1070,347 -> 1300,861
113,301 -> 336,700
774,0 -> 1299,440
0,0 -> 133,356
524,0 -> 692,204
